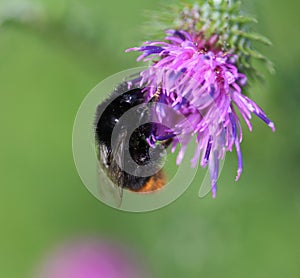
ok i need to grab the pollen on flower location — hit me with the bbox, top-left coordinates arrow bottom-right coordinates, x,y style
126,0 -> 275,197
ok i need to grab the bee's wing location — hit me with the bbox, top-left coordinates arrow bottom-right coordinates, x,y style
198,153 -> 225,198
97,130 -> 128,208
97,159 -> 123,208
111,128 -> 127,183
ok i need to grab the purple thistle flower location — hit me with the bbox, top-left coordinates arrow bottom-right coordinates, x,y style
126,4 -> 275,197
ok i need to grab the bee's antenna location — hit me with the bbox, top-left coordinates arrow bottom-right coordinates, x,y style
149,87 -> 162,102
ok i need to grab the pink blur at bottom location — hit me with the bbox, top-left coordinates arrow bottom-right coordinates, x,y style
35,237 -> 149,278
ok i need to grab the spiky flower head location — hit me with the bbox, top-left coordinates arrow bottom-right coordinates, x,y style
126,0 -> 275,197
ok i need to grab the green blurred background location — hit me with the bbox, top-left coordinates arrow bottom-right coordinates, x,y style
0,0 -> 299,277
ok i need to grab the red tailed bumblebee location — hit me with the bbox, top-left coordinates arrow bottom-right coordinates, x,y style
95,82 -> 172,195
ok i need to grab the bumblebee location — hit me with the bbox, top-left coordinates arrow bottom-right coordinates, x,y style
95,82 -> 171,195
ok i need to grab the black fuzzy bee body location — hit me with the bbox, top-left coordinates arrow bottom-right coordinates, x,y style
95,84 -> 168,192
